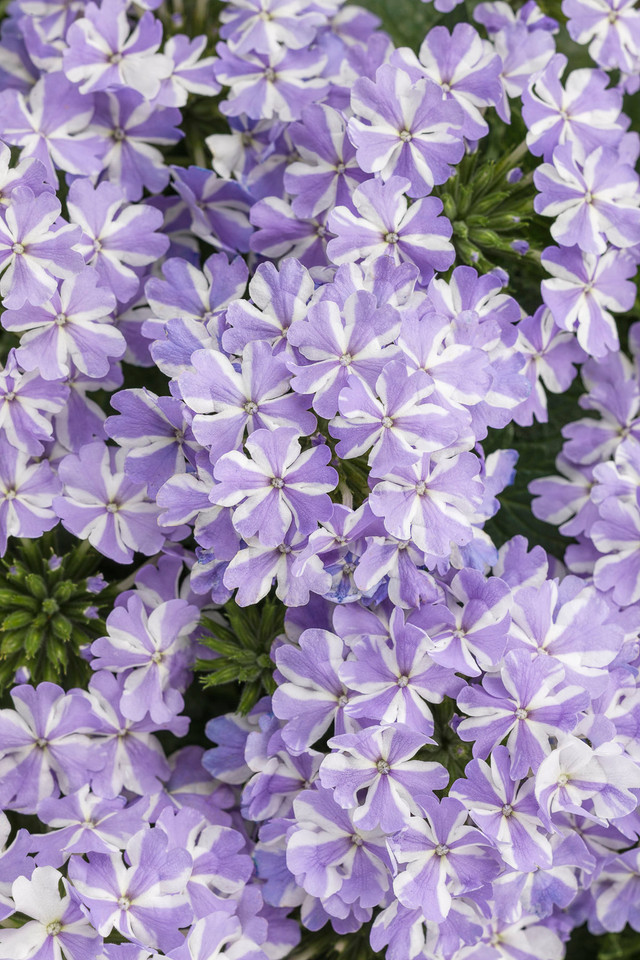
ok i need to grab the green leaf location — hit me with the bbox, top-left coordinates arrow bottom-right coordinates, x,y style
195,594 -> 285,713
597,929 -> 640,960
357,0 -> 479,50
483,378 -> 586,558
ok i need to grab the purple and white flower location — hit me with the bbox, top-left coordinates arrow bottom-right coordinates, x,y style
348,65 -> 465,198
319,723 -> 448,833
54,441 -> 166,564
327,176 -> 455,283
211,427 -> 338,547
3,269 -> 124,380
0,866 -> 102,960
456,649 -> 589,778
68,826 -> 192,952
90,595 -> 199,725
534,144 -> 640,254
391,796 -> 500,922
0,186 -> 83,309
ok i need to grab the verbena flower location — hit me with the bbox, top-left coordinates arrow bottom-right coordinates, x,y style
0,0 -> 638,956
0,865 -> 102,959
54,442 -> 166,563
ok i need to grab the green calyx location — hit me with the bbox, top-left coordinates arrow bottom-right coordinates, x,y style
435,138 -> 546,276
287,920 -> 383,960
0,533 -> 118,694
195,595 -> 285,714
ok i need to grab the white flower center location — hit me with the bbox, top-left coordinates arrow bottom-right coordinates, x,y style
435,843 -> 449,856
271,477 -> 285,488
376,759 -> 390,775
399,130 -> 412,142
502,803 -> 513,816
46,920 -> 62,936
339,353 -> 352,366
384,231 -> 399,244
557,773 -> 570,787
117,896 -> 131,911
336,162 -> 346,174
515,707 -> 528,720
113,128 -> 126,141
55,313 -> 67,326
106,502 -> 119,513
11,242 -> 24,254
397,675 -> 410,687
381,416 -> 393,428
244,400 -> 259,414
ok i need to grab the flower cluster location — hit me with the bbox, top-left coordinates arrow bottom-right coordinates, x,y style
531,344 -> 640,608
0,555 -> 302,960
203,533 -> 640,959
0,0 -> 638,958
526,54 -> 639,357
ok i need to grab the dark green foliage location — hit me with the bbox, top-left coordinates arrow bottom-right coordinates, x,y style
288,921 -> 384,960
565,927 -> 640,960
0,533 -> 118,695
195,595 -> 285,713
434,134 -> 547,278
361,6 -> 638,958
357,0 -> 443,49
596,931 -> 640,959
483,377 -> 586,557
417,697 -> 473,786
